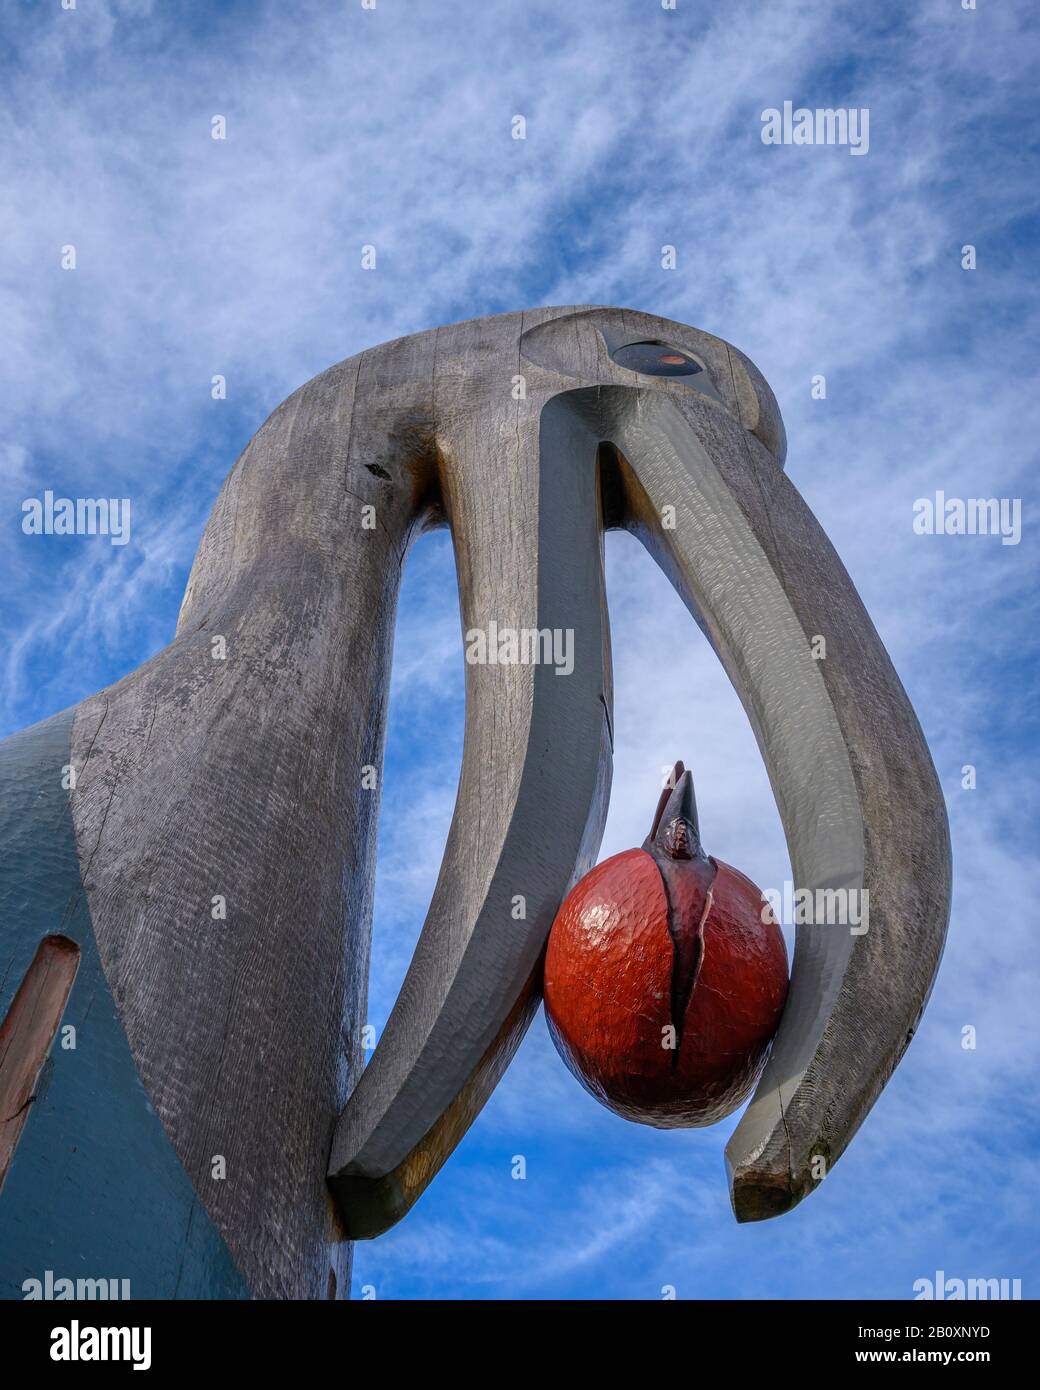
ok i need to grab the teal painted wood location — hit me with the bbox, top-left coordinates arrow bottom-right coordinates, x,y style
0,710 -> 249,1301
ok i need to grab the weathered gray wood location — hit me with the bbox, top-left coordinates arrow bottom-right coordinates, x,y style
70,341 -> 427,1297
517,306 -> 949,1220
61,306 -> 949,1291
327,314 -> 615,1235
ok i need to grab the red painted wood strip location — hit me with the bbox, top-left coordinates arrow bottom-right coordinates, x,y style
0,934 -> 80,1193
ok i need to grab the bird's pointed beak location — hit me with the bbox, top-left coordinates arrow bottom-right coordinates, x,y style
646,761 -> 700,850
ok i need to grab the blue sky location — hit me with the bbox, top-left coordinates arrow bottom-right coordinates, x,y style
2,0 -> 1038,1299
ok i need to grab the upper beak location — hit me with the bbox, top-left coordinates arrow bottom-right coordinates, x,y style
329,307 -> 951,1235
327,317 -> 615,1237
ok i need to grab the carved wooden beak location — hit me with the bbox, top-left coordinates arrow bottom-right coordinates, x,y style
327,307 -> 952,1236
60,307 -> 950,1295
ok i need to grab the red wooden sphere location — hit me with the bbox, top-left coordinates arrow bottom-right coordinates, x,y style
543,766 -> 789,1127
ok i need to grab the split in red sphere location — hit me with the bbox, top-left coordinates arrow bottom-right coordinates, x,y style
543,761 -> 789,1127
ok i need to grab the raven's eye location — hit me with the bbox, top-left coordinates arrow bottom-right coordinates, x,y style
611,340 -> 704,377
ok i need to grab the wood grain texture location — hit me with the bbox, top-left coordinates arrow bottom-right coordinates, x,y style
328,319 -> 615,1233
526,330 -> 950,1220
43,306 -> 948,1290
0,711 -> 249,1300
0,933 -> 79,1191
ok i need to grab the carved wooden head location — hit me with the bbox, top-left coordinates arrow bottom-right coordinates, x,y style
6,307 -> 949,1297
